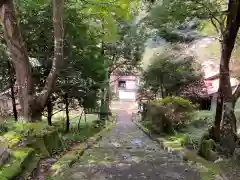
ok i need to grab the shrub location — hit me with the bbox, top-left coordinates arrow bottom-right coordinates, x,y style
189,110 -> 213,127
181,133 -> 201,150
143,96 -> 195,134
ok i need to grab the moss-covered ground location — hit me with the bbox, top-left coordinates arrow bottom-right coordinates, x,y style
0,111 -> 108,179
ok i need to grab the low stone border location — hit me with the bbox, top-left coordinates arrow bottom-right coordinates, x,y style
133,120 -> 229,180
49,121 -> 116,178
0,147 -> 35,180
133,120 -> 184,158
0,148 -> 10,168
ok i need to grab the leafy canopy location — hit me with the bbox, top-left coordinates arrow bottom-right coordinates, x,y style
143,45 -> 202,93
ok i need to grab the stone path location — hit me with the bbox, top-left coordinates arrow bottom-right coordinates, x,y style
61,105 -> 201,180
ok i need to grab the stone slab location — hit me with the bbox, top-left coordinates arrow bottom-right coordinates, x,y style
0,148 -> 10,167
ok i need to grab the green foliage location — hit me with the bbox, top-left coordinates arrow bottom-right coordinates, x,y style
62,122 -> 102,143
5,122 -> 55,138
10,0 -> 143,117
152,96 -> 195,128
189,110 -> 213,127
180,132 -> 202,150
0,45 -> 11,92
175,110 -> 213,150
156,96 -> 196,111
143,0 -> 224,40
82,90 -> 99,109
143,96 -> 195,134
75,0 -> 139,42
142,47 -> 202,95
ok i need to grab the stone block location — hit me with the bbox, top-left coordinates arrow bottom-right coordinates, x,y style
0,148 -> 10,167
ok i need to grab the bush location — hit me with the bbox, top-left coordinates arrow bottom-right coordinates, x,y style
189,110 -> 213,127
143,96 -> 195,134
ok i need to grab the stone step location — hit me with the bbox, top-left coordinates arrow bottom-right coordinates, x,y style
0,148 -> 10,167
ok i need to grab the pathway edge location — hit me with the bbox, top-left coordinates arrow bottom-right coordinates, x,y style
133,120 -> 228,180
49,121 -> 116,178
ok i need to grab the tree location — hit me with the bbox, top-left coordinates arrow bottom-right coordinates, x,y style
216,0 -> 240,153
143,46 -> 201,98
0,0 -> 138,121
0,0 -> 64,121
99,20 -> 145,118
144,0 -> 240,153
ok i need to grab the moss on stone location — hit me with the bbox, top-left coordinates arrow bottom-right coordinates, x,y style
49,121 -> 115,177
18,156 -> 40,179
26,130 -> 63,157
199,139 -> 218,161
50,152 -> 78,176
42,130 -> 63,155
158,135 -> 220,180
50,141 -> 87,177
137,121 -> 221,180
184,150 -> 220,180
157,133 -> 186,150
0,148 -> 34,179
3,131 -> 22,148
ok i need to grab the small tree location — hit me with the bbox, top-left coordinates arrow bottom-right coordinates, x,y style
143,47 -> 201,97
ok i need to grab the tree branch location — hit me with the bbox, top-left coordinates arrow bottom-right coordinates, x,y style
193,0 -> 225,36
110,57 -> 136,74
39,0 -> 64,105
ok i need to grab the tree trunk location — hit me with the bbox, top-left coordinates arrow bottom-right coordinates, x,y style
64,93 -> 70,132
100,88 -> 108,121
40,0 -> 64,105
160,83 -> 165,98
7,60 -> 17,121
47,98 -> 53,126
105,71 -> 112,118
213,93 -> 223,142
0,0 -> 35,121
0,0 -> 64,121
218,0 -> 240,154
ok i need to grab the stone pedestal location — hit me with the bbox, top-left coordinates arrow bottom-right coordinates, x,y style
0,148 -> 10,167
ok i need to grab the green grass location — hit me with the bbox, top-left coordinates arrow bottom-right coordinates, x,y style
0,110 -> 100,148
62,122 -> 102,144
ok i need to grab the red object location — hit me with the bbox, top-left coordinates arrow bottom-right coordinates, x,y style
204,80 -> 213,88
